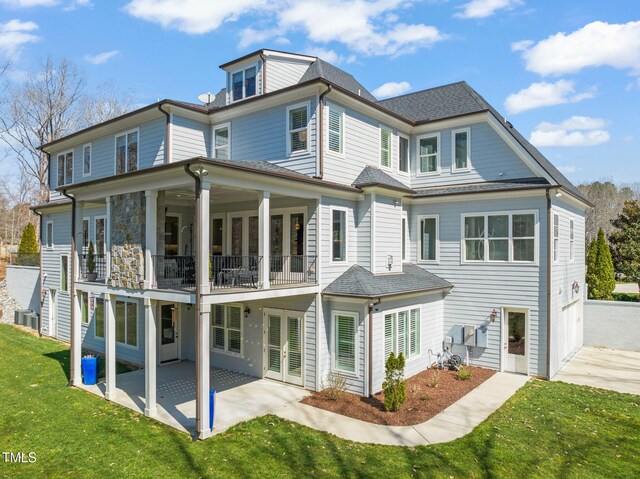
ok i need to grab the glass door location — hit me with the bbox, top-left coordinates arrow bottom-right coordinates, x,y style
264,309 -> 303,386
504,310 -> 527,374
289,213 -> 305,281
265,313 -> 282,381
160,304 -> 179,363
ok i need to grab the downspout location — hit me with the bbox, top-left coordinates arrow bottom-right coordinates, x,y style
32,208 -> 43,337
157,104 -> 171,164
259,52 -> 267,94
368,298 -> 381,396
61,188 -> 76,386
546,188 -> 552,380
315,84 -> 333,179
184,164 -> 202,438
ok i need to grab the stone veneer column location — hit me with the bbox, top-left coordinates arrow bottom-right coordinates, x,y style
110,192 -> 146,289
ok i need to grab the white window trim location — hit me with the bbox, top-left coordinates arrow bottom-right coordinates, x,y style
94,215 -> 107,256
417,214 -> 440,263
331,310 -> 359,377
60,254 -> 70,294
82,143 -> 92,177
229,62 -> 259,103
57,149 -> 74,187
401,211 -> 409,262
398,133 -> 410,176
113,128 -> 140,175
212,122 -> 231,160
115,298 -> 140,349
553,213 -> 560,264
379,125 -> 393,171
460,210 -> 539,265
383,305 -> 422,361
211,303 -> 244,357
329,206 -> 348,264
326,102 -> 345,156
416,132 -> 441,176
451,127 -> 471,173
286,101 -> 311,156
569,219 -> 575,263
45,221 -> 54,249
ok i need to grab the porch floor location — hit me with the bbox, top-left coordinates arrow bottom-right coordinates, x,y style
78,361 -> 309,435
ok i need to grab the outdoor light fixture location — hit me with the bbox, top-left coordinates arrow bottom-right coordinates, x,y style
244,307 -> 251,319
489,309 -> 498,322
572,281 -> 580,294
387,255 -> 393,271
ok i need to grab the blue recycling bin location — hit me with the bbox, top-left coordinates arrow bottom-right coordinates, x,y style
81,356 -> 99,385
209,389 -> 216,430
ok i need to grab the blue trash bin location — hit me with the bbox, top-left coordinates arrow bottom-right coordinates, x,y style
81,356 -> 99,385
209,389 -> 216,430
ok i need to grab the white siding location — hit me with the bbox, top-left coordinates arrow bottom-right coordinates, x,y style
172,115 -> 209,162
373,195 -> 403,273
320,197 -> 358,286
265,58 -> 312,93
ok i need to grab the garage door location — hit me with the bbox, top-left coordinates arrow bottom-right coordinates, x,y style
559,300 -> 582,363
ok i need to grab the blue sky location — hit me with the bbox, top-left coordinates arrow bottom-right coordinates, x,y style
1,0 -> 639,185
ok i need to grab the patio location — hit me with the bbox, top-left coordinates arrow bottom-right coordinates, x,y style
78,361 -> 310,435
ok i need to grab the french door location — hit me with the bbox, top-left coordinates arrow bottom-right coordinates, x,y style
264,309 -> 303,386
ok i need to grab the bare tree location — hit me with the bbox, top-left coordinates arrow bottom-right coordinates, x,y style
80,80 -> 135,127
578,180 -> 635,244
0,57 -> 85,201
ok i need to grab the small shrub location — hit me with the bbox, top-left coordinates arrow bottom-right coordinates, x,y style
321,371 -> 347,401
382,352 -> 406,412
86,241 -> 96,274
612,292 -> 640,302
456,366 -> 472,381
427,370 -> 440,388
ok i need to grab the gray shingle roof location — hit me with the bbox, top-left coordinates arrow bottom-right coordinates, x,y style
412,178 -> 550,198
299,59 -> 377,102
324,264 -> 452,298
353,166 -> 414,193
377,81 -> 588,204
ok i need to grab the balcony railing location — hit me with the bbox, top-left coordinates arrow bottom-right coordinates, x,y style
79,254 -> 106,282
153,255 -> 195,290
270,255 -> 317,286
210,255 -> 262,289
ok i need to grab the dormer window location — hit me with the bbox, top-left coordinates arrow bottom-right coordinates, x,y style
232,65 -> 257,102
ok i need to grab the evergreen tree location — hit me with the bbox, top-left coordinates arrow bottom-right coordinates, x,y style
610,200 -> 640,291
16,222 -> 39,266
586,228 -> 615,300
382,352 -> 406,412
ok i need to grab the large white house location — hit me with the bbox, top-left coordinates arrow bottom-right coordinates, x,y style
34,49 -> 590,439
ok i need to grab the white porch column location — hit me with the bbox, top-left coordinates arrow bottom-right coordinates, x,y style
105,196 -> 111,283
196,180 -> 211,439
144,298 -> 157,418
104,293 -> 116,400
70,201 -> 84,386
144,190 -> 158,289
258,191 -> 270,289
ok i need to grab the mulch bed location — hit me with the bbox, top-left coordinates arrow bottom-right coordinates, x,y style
302,366 -> 495,426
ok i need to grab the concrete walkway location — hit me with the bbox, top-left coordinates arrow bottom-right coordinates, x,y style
553,346 -> 640,395
274,372 -> 530,446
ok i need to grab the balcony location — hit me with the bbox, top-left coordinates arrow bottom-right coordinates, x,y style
79,254 -> 107,282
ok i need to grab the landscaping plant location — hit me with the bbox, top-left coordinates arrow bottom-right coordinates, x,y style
382,352 -> 406,412
16,222 -> 39,266
456,366 -> 472,380
87,240 -> 96,274
586,227 -> 615,300
322,371 -> 348,401
609,200 -> 640,291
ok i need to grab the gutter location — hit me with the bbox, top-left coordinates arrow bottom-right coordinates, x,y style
157,104 -> 171,164
315,84 -> 333,179
368,298 -> 381,396
60,189 -> 77,386
546,188 -> 552,380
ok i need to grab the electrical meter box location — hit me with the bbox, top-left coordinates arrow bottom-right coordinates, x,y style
464,325 -> 476,346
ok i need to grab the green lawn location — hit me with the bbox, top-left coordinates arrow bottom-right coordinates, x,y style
1,325 -> 639,479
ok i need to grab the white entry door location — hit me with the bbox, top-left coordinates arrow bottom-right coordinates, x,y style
160,304 -> 179,363
49,289 -> 57,338
264,309 -> 303,386
503,310 -> 528,374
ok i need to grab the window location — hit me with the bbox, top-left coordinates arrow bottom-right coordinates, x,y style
80,291 -> 89,324
95,297 -> 105,338
212,304 -> 242,355
211,217 -> 223,256
328,104 -> 343,154
331,208 -> 347,262
115,299 -> 138,347
333,312 -> 357,373
384,308 -> 420,360
57,150 -> 73,186
231,65 -> 257,102
115,130 -> 138,174
60,255 -> 69,292
83,144 -> 91,176
569,220 -> 575,262
418,134 -> 439,174
452,128 -> 470,171
553,214 -> 559,262
401,213 -> 408,261
419,216 -> 438,262
82,218 -> 89,249
46,221 -> 53,248
380,127 -> 391,168
95,217 -> 106,255
463,212 -> 537,263
213,124 -> 230,159
287,103 -> 309,154
399,135 -> 409,173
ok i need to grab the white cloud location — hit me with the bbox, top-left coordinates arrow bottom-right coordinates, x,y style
372,81 -> 411,98
504,79 -> 595,114
517,21 -> 640,76
84,50 -> 119,65
0,0 -> 58,6
529,116 -> 610,148
455,0 -> 522,19
0,19 -> 39,57
302,47 -> 356,65
511,39 -> 532,51
558,165 -> 578,174
125,0 -> 448,58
